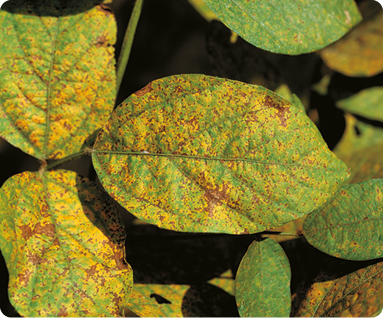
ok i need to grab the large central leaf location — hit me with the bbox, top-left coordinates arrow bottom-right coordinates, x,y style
93,74 -> 349,234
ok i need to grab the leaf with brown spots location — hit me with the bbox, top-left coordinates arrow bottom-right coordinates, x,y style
0,170 -> 132,317
201,0 -> 361,55
303,179 -> 383,261
92,74 -> 349,234
0,0 -> 116,160
294,260 -> 383,317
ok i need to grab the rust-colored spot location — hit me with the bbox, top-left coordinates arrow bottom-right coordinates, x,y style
134,82 -> 153,97
98,4 -> 113,16
95,34 -> 108,48
264,96 -> 290,127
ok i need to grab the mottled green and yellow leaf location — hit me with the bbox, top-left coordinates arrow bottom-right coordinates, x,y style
93,74 -> 349,234
235,239 -> 291,317
320,1 -> 383,77
304,179 -> 383,261
202,0 -> 361,55
0,0 -> 116,159
294,260 -> 383,317
0,170 -> 132,317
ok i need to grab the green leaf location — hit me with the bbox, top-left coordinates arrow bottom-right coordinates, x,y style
92,74 -> 349,234
235,239 -> 291,317
0,170 -> 132,317
0,0 -> 116,160
294,260 -> 383,317
337,87 -> 383,122
320,1 -> 383,77
201,0 -> 361,55
303,179 -> 383,261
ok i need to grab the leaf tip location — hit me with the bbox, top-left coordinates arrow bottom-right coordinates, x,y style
134,82 -> 153,97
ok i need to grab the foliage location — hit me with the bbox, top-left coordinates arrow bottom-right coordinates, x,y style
0,0 -> 382,316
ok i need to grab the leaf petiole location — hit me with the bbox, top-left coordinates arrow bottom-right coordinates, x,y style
116,0 -> 144,95
44,148 -> 93,171
261,230 -> 302,237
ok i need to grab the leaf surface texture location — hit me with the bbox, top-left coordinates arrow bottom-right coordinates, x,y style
202,0 -> 361,54
235,239 -> 291,317
304,179 -> 383,260
0,0 -> 116,159
0,170 -> 132,316
93,74 -> 349,234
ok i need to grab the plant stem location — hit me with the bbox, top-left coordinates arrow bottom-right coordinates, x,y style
262,230 -> 302,237
116,0 -> 144,94
45,149 -> 89,171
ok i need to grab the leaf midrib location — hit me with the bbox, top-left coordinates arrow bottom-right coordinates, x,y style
43,18 -> 61,159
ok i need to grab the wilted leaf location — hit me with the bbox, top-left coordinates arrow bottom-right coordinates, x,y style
320,0 -> 383,77
333,114 -> 383,184
0,170 -> 132,317
0,0 -> 116,160
235,239 -> 291,317
92,74 -> 349,234
341,143 -> 383,184
125,282 -> 238,317
304,179 -> 383,261
201,0 -> 361,55
334,113 -> 383,163
187,0 -> 218,21
337,87 -> 383,122
294,260 -> 383,317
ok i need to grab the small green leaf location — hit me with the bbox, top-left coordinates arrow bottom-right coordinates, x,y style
0,170 -> 132,317
320,2 -> 383,77
337,87 -> 383,122
0,0 -> 116,159
303,179 -> 383,261
92,74 -> 349,234
294,260 -> 383,317
235,239 -> 291,317
201,0 -> 361,55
